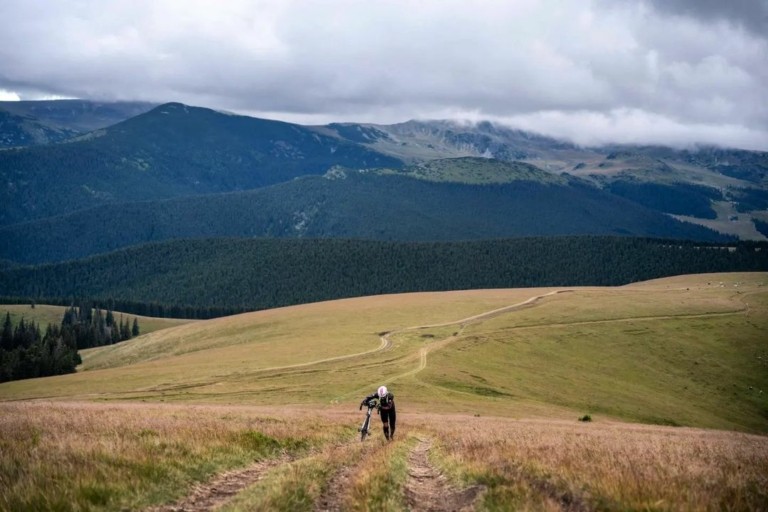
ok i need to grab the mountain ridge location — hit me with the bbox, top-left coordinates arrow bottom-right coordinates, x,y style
0,99 -> 156,148
0,99 -> 766,243
0,102 -> 402,225
0,158 -> 736,264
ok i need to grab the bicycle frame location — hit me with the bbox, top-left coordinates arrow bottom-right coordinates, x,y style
358,399 -> 378,441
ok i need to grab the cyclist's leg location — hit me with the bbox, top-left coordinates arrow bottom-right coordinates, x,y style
389,406 -> 396,439
380,409 -> 391,439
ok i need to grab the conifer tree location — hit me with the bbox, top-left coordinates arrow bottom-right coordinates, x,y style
131,318 -> 140,337
1,312 -> 12,351
120,316 -> 130,341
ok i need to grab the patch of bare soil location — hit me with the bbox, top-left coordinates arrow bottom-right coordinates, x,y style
405,439 -> 484,512
146,455 -> 291,512
314,441 -> 377,512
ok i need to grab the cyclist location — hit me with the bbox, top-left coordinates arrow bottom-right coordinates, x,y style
360,385 -> 396,440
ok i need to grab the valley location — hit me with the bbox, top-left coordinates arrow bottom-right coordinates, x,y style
1,98 -> 767,510
2,2 -> 767,509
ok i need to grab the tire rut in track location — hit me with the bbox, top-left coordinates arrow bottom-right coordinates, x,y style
405,438 -> 484,512
146,454 -> 294,512
313,443 -> 367,512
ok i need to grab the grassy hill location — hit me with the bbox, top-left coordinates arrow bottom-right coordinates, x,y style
0,102 -> 402,226
0,303 -> 194,337
1,273 -> 767,510
1,237 -> 766,311
0,158 -> 739,264
1,272 -> 766,433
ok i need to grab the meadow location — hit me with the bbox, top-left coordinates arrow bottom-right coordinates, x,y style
1,402 -> 766,511
1,272 -> 767,510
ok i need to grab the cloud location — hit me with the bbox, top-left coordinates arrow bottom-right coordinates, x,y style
0,0 -> 766,150
498,108 -> 768,151
641,0 -> 768,36
0,89 -> 21,101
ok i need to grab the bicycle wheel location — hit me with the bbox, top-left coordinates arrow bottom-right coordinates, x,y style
360,415 -> 371,441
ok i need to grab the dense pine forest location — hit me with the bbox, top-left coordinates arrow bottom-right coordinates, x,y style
0,169 -> 735,265
1,237 -> 765,315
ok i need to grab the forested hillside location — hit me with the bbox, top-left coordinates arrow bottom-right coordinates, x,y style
0,160 -> 734,264
1,237 -> 764,313
0,103 -> 401,225
0,109 -> 78,148
0,100 -> 156,137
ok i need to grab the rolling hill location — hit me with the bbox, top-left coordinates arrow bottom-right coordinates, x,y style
0,158 -> 738,264
1,272 -> 766,433
1,273 -> 767,510
0,102 -> 402,225
0,237 -> 765,311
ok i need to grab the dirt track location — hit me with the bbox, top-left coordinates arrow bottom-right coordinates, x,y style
405,438 -> 484,512
145,455 -> 294,512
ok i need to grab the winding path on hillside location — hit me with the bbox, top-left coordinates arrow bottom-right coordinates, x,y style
291,286 -> 753,384
383,288 -> 752,387
258,289 -> 567,378
135,286 -> 751,400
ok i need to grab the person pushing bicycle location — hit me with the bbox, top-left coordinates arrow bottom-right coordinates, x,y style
360,385 -> 396,440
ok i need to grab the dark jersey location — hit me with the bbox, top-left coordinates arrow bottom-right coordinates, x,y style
364,391 -> 395,410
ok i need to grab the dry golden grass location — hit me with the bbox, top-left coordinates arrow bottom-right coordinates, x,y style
418,414 -> 768,511
2,273 -> 768,509
1,402 -> 766,511
0,402 -> 346,512
1,273 -> 766,434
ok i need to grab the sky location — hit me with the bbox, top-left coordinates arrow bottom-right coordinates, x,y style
0,0 -> 766,150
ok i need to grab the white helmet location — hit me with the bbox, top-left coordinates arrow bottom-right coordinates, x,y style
377,385 -> 388,398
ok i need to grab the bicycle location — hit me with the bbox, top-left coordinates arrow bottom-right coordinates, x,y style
358,398 -> 379,441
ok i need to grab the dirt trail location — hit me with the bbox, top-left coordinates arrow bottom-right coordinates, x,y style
313,445 -> 363,512
314,464 -> 356,512
405,438 -> 484,512
146,455 -> 291,512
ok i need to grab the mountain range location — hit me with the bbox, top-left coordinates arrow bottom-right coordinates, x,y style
0,100 -> 767,269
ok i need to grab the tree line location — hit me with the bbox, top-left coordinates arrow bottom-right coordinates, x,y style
0,301 -> 140,383
0,297 -> 245,320
0,237 -> 765,314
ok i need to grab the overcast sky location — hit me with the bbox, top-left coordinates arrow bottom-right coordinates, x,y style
1,0 -> 766,150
